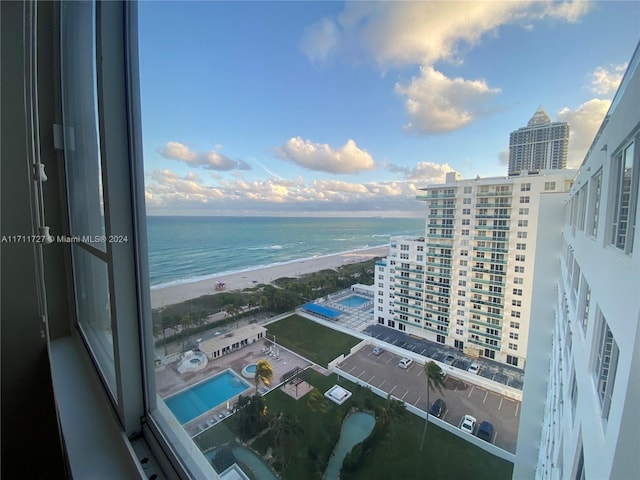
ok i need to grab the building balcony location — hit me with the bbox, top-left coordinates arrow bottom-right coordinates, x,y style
468,338 -> 500,351
473,246 -> 509,254
469,316 -> 503,330
469,307 -> 503,320
471,276 -> 505,287
475,202 -> 512,208
475,225 -> 511,231
476,191 -> 512,197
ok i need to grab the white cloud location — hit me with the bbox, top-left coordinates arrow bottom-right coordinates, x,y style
589,63 -> 627,95
144,168 -> 431,215
159,141 -> 251,171
300,17 -> 342,63
395,66 -> 501,134
557,98 -> 611,168
408,162 -> 455,182
312,179 -> 368,194
274,137 -> 375,174
301,2 -> 591,134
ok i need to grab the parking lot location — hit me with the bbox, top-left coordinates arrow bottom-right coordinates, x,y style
337,344 -> 521,453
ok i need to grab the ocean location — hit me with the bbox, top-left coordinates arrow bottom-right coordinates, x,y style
146,216 -> 424,288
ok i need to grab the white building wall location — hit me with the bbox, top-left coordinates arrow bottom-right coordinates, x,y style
517,43 -> 640,480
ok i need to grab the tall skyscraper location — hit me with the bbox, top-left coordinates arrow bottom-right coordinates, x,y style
514,44 -> 639,480
373,169 -> 576,368
508,107 -> 569,176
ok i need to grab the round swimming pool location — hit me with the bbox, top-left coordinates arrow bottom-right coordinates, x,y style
241,364 -> 257,378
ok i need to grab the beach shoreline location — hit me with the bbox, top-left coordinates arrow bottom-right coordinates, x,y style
150,245 -> 388,309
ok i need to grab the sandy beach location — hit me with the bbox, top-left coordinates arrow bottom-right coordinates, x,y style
150,245 -> 388,309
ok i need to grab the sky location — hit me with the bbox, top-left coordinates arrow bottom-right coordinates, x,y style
138,1 -> 640,217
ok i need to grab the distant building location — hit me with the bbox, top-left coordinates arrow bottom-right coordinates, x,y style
514,44 -> 640,480
373,169 -> 576,368
508,107 -> 569,176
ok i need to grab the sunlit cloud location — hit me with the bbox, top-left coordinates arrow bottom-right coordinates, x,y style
144,168 -> 431,215
589,63 -> 627,95
395,66 -> 501,134
557,98 -> 611,168
159,141 -> 251,171
301,1 -> 591,134
274,137 -> 375,174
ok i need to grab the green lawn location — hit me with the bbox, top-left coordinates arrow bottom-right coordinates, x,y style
265,314 -> 361,366
194,370 -> 513,480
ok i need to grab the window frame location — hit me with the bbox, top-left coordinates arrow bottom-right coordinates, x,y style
57,2 -> 218,478
609,134 -> 639,254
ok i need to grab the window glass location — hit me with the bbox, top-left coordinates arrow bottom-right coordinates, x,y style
611,141 -> 636,252
60,1 -> 106,252
72,245 -> 115,390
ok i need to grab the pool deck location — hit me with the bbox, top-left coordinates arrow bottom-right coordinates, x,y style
156,338 -> 312,436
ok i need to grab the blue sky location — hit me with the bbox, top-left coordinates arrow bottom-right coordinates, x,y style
138,1 -> 639,217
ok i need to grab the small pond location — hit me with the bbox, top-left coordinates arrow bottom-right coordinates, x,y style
323,411 -> 376,480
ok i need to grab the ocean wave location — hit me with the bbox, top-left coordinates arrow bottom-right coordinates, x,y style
149,243 -> 390,290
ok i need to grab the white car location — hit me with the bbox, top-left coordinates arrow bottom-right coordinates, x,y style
459,414 -> 476,434
398,357 -> 413,369
467,362 -> 480,374
372,346 -> 384,356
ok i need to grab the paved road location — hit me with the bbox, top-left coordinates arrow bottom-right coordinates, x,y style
337,344 -> 521,453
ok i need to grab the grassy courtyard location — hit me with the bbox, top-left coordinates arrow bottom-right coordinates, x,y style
265,314 -> 361,366
195,368 -> 513,480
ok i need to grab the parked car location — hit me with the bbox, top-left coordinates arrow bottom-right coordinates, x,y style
443,354 -> 455,365
372,346 -> 384,356
398,357 -> 413,369
467,362 -> 480,374
476,421 -> 494,442
459,414 -> 476,434
429,398 -> 447,418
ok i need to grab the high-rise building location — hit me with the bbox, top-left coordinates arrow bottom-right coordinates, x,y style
514,44 -> 640,480
508,108 -> 569,176
374,169 -> 576,368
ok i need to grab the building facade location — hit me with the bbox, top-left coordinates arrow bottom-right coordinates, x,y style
515,45 -> 640,480
508,107 -> 569,176
374,169 -> 576,368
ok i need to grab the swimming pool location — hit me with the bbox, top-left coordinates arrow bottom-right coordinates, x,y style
337,295 -> 369,308
165,370 -> 250,424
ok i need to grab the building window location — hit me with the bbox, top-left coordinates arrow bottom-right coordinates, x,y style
514,266 -> 525,273
464,186 -> 472,194
510,321 -> 520,329
513,277 -> 524,285
512,299 -> 522,306
588,169 -> 603,237
610,138 -> 638,253
520,196 -> 530,204
463,197 -> 471,204
462,208 -> 471,215
461,229 -> 469,236
592,310 -> 619,420
516,243 -> 526,250
508,343 -> 518,350
577,183 -> 588,231
462,219 -> 470,226
509,332 -> 519,340
517,219 -> 528,227
579,277 -> 591,333
512,289 -> 522,296
544,181 -> 556,191
517,231 -> 527,239
521,183 -> 531,191
515,255 -> 525,262
518,207 -> 529,215
506,355 -> 518,367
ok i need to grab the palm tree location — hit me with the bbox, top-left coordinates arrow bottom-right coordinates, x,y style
419,361 -> 445,451
254,359 -> 274,394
